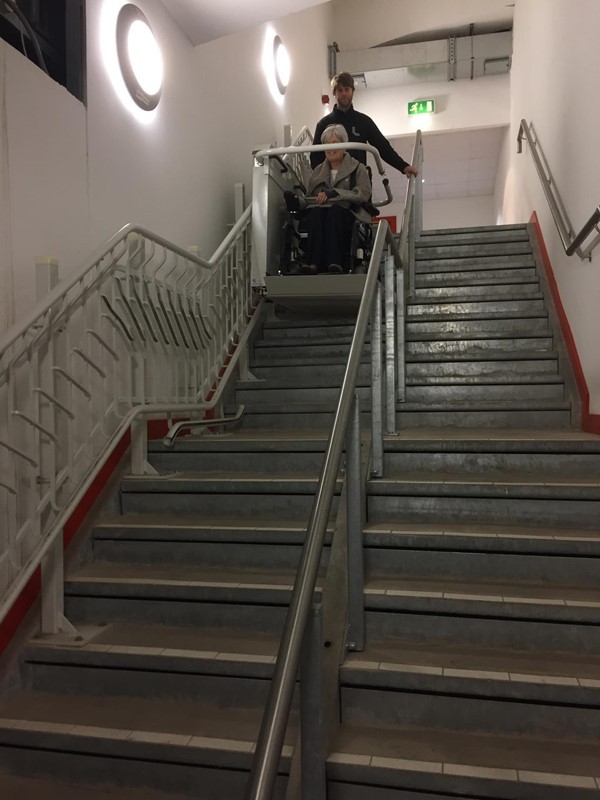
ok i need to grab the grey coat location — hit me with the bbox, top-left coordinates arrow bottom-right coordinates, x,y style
307,153 -> 373,222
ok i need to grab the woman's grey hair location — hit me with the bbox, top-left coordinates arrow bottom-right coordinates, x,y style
321,124 -> 348,144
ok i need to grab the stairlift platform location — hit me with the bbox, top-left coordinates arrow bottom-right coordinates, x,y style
264,274 -> 367,314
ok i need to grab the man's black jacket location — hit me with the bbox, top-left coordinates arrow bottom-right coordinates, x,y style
311,104 -> 410,174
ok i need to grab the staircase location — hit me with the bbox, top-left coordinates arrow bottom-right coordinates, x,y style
2,223 -> 600,799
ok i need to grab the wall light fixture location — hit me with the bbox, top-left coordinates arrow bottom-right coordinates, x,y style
273,35 -> 290,95
116,3 -> 163,110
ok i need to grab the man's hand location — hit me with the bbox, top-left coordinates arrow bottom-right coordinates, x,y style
403,165 -> 419,177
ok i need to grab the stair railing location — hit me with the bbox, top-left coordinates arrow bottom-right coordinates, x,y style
401,131 -> 424,297
245,219 -> 405,800
517,119 -> 600,260
0,214 -> 258,635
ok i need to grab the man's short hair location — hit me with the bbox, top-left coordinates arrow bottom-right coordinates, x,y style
331,71 -> 355,92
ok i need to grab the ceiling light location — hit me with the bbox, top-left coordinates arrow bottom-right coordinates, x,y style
116,4 -> 163,110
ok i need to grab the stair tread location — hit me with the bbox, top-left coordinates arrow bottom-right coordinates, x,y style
375,469 -> 600,487
364,519 -> 600,542
95,512 -> 326,532
344,639 -> 600,682
68,562 -> 302,587
365,574 -> 600,605
0,690 -> 289,745
332,722 -> 600,784
0,772 -> 190,800
29,622 -> 280,659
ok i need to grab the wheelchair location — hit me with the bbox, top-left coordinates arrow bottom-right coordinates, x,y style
278,198 -> 375,276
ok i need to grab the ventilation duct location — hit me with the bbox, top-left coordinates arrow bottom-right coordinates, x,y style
335,30 -> 512,89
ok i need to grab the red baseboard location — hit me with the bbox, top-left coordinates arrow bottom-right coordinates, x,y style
530,212 -> 600,434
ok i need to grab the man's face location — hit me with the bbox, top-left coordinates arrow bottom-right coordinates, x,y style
334,83 -> 354,110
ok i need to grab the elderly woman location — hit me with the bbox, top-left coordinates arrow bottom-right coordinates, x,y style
301,124 -> 372,274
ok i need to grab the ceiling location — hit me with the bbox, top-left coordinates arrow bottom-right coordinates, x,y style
160,0 -> 510,203
160,0 -> 329,45
385,126 -> 508,204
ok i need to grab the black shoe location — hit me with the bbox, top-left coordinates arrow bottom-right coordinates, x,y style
299,263 -> 318,275
283,191 -> 306,213
352,264 -> 367,274
328,263 -> 343,274
287,262 -> 302,275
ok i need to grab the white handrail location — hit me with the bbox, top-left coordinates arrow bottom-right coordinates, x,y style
0,210 -> 255,628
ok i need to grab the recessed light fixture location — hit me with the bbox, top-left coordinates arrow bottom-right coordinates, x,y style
273,35 -> 290,95
116,4 -> 163,110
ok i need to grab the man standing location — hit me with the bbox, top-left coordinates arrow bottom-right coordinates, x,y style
311,71 -> 419,179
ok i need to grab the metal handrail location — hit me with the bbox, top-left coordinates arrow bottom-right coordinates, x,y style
255,142 -> 393,207
245,220 -> 398,800
517,119 -> 600,261
398,131 -> 424,299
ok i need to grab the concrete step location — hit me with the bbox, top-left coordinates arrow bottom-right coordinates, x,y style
382,433 -> 600,476
364,519 -> 600,555
414,281 -> 541,300
417,227 -> 530,244
92,514 -> 332,569
236,379 -> 565,406
0,692 -> 291,799
23,630 -> 281,708
236,400 -> 573,430
0,773 -> 195,800
406,297 -> 545,317
64,562 -> 318,632
328,722 -> 600,800
147,434 -> 330,474
363,576 -> 600,652
406,333 -> 554,355
340,666 -> 600,740
120,472 -> 341,518
416,253 -> 536,271
415,242 -> 533,260
415,256 -> 539,288
406,314 -> 550,335
393,399 -> 572,429
367,470 -> 600,527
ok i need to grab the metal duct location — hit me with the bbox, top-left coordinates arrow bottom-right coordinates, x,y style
336,30 -> 512,89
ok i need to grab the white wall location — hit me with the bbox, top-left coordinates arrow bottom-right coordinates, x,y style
349,74 -> 509,140
0,0 -> 333,334
423,196 -> 495,231
498,0 -> 600,412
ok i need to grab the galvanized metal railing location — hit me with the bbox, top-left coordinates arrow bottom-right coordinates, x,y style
0,213 -> 257,633
246,130 -> 424,800
517,119 -> 600,261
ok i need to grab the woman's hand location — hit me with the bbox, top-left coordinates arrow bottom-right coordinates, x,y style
316,191 -> 328,204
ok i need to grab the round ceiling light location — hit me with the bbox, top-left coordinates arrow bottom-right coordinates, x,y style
273,35 -> 290,95
116,4 -> 163,110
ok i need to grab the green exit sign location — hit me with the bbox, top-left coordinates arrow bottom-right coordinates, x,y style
408,99 -> 435,116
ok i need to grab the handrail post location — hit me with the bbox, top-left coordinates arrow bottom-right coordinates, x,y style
346,392 -> 365,651
300,603 -> 327,800
408,200 -> 416,299
384,252 -> 397,435
130,413 -> 158,476
371,282 -> 384,478
396,267 -> 406,402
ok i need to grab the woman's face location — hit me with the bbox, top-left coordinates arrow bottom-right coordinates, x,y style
324,136 -> 343,164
